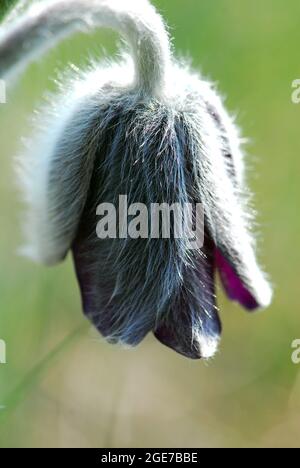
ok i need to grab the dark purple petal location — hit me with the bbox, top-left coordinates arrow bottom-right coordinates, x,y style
72,238 -> 156,347
71,101 -> 197,349
154,240 -> 221,360
215,248 -> 259,310
184,104 -> 272,310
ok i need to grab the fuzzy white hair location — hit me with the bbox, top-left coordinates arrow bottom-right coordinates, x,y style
0,0 -> 171,94
0,0 -> 272,359
0,0 -> 172,264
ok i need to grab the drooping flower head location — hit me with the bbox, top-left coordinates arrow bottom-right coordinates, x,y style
0,0 -> 272,359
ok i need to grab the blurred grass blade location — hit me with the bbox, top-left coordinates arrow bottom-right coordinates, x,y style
0,324 -> 87,423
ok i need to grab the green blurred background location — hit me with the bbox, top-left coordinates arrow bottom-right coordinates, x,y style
0,0 -> 299,448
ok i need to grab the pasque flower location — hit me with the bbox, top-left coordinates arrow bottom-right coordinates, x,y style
0,0 -> 272,359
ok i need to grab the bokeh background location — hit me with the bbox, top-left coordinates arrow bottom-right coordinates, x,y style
0,0 -> 299,448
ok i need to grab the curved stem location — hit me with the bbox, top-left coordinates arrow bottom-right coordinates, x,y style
0,0 -> 171,97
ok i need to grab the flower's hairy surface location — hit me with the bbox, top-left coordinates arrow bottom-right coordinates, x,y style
0,0 -> 273,359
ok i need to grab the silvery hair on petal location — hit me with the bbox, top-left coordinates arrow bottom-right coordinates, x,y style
0,0 -> 272,359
